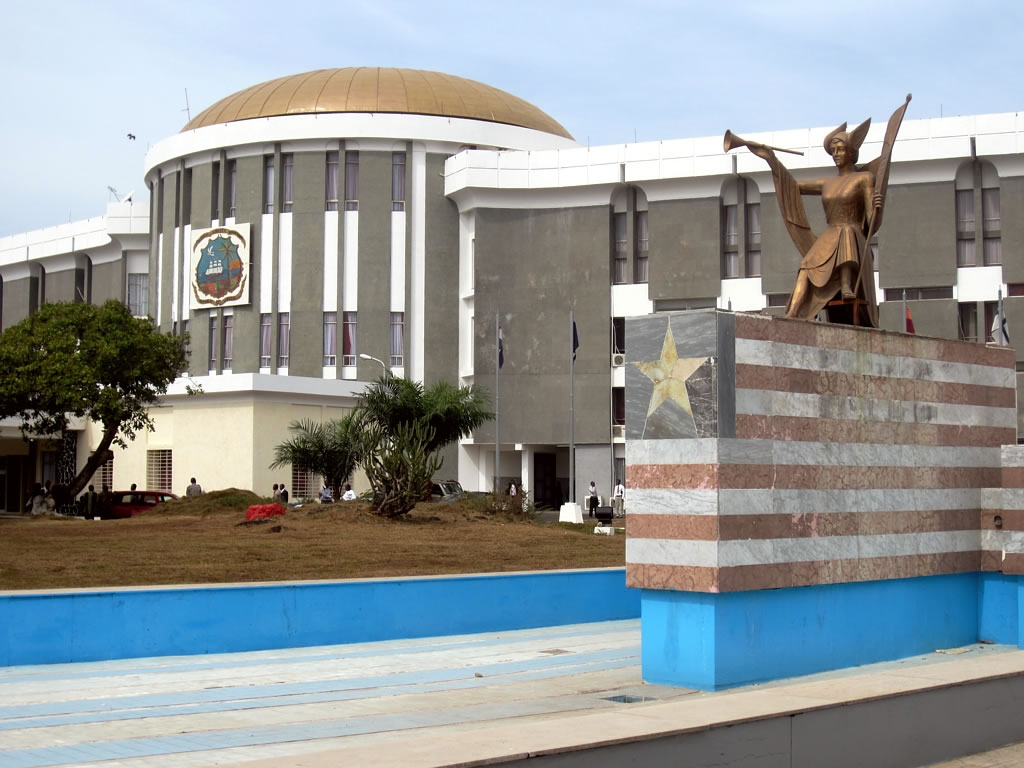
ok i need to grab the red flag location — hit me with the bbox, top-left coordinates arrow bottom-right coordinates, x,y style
905,307 -> 916,334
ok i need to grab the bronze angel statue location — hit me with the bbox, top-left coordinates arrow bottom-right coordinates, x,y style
724,95 -> 911,327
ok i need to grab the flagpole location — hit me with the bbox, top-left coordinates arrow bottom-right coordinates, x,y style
902,289 -> 907,333
999,288 -> 1004,344
495,311 -> 499,494
569,310 -> 575,504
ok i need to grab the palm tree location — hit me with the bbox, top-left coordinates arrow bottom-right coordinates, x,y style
356,376 -> 492,453
354,376 -> 493,516
270,413 -> 362,500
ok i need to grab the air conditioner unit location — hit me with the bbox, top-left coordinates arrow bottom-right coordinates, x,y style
612,424 -> 625,439
611,353 -> 625,367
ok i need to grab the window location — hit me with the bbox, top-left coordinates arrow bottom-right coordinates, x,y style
390,312 -> 404,367
223,315 -> 233,370
722,204 -> 739,278
612,317 -> 625,354
634,210 -> 649,283
146,449 -> 172,492
392,152 -> 406,211
208,316 -> 217,369
182,169 -> 192,228
958,303 -> 978,342
982,187 -> 1001,265
292,465 -> 316,500
280,154 -> 294,212
984,301 -> 998,343
323,311 -> 337,365
92,452 -> 113,492
127,273 -> 149,317
325,151 -> 339,211
883,286 -> 953,301
211,161 -> 220,220
227,159 -> 237,217
344,151 -> 359,210
767,294 -> 790,307
263,156 -> 275,214
613,212 -> 627,284
278,312 -> 290,368
956,189 -> 975,267
342,311 -> 357,366
260,313 -> 271,367
612,388 -> 625,426
745,202 -> 761,277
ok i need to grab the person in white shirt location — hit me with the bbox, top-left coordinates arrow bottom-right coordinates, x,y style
587,481 -> 598,518
612,479 -> 625,517
341,483 -> 357,501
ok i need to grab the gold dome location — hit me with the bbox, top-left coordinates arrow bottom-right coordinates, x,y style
183,67 -> 573,139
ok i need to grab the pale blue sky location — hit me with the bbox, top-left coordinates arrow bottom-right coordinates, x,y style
1,0 -> 1021,236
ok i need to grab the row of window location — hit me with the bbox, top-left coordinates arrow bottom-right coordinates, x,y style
205,311 -> 406,370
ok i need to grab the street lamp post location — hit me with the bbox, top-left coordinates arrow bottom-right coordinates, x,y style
359,353 -> 388,378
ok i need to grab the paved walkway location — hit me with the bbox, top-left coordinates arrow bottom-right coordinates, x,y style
1,618 -> 1023,767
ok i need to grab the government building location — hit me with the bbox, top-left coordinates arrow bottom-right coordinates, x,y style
0,67 -> 1021,510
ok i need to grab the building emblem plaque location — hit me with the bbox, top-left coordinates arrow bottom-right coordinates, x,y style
190,224 -> 250,308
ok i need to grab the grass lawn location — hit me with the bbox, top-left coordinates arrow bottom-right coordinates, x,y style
0,489 -> 625,590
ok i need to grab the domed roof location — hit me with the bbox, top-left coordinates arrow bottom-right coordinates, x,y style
183,67 -> 573,139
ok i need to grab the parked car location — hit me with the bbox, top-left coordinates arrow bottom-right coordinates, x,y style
107,490 -> 178,519
430,481 -> 489,504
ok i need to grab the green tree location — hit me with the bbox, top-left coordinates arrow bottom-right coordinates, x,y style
269,414 -> 363,500
0,301 -> 189,499
354,376 -> 493,517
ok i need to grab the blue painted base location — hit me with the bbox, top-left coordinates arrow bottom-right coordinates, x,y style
1,568 -> 640,667
642,573 -> 1024,691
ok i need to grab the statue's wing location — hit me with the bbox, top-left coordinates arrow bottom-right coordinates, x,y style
862,94 -> 912,239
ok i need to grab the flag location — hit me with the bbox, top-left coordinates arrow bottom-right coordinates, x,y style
572,322 -> 579,363
905,307 -> 915,334
498,325 -> 504,369
992,310 -> 1010,346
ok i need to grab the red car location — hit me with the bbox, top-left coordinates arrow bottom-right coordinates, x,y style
107,490 -> 178,518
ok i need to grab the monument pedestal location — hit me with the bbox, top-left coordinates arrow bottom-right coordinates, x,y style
625,310 -> 1021,689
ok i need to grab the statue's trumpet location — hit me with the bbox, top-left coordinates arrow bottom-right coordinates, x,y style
723,130 -> 804,156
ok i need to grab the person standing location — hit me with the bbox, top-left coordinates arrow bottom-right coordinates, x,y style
186,477 -> 203,496
613,479 -> 625,517
587,480 -> 598,518
279,484 -> 289,504
272,483 -> 280,501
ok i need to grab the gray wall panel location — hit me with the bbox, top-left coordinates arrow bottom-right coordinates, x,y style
877,298 -> 957,339
878,181 -> 956,289
648,198 -> 719,300
2,277 -> 32,328
356,151 -> 392,380
229,156 -> 265,374
575,444 -> 612,514
423,152 -> 459,386
44,270 -> 75,304
1000,176 -> 1024,283
159,171 -> 178,333
90,262 -> 122,306
191,164 -> 213,229
288,153 -> 327,378
474,205 -> 610,446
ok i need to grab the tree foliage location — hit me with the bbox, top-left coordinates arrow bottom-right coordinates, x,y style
359,420 -> 442,518
353,376 -> 493,517
269,414 -> 362,499
0,301 -> 189,497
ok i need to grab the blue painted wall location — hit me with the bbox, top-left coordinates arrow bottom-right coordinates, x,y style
0,568 -> 639,667
642,573 -> 983,690
978,572 -> 1019,644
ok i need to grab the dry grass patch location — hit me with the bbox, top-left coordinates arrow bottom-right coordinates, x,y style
0,489 -> 624,590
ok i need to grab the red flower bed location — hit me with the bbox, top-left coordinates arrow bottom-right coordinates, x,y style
245,503 -> 287,521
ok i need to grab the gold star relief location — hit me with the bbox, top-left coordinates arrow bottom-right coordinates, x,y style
633,323 -> 708,420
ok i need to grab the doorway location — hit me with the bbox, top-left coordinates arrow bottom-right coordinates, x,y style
533,452 -> 557,509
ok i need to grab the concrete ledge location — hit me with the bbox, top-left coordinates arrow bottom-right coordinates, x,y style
0,568 -> 639,666
237,651 -> 1024,768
